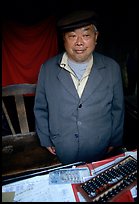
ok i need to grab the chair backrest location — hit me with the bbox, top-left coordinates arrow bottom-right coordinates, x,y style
2,83 -> 61,177
2,83 -> 36,136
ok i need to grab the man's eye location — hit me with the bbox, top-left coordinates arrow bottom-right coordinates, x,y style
69,35 -> 76,38
84,34 -> 90,37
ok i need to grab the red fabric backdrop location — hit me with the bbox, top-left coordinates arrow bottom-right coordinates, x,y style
2,16 -> 58,86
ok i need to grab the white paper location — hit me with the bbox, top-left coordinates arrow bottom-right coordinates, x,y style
125,150 -> 137,160
130,185 -> 137,198
2,174 -> 76,202
77,192 -> 86,202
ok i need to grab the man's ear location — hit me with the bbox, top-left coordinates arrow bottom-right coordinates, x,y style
95,31 -> 99,41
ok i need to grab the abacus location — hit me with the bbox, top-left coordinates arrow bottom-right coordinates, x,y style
76,156 -> 137,202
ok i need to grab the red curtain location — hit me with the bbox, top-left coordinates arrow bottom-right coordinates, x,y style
2,16 -> 58,86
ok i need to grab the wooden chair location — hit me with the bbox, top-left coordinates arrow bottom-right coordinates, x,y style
2,83 -> 61,178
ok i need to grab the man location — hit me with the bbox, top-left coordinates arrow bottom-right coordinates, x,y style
34,10 -> 124,164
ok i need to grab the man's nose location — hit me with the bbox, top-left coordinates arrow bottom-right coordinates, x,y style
75,36 -> 83,45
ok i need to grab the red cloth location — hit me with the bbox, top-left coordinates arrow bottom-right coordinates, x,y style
113,190 -> 134,202
2,16 -> 58,86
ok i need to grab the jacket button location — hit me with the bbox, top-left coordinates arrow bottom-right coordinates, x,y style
75,134 -> 79,138
78,104 -> 82,108
77,121 -> 82,125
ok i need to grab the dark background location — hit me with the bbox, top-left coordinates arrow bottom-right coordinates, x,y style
2,0 -> 137,55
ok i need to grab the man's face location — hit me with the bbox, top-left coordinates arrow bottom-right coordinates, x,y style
63,24 -> 98,62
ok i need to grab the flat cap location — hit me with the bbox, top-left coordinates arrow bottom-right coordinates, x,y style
57,10 -> 98,32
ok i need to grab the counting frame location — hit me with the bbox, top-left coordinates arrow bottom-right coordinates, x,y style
77,156 -> 137,202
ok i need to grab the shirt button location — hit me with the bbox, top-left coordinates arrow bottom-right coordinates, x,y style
78,104 -> 82,108
75,134 -> 79,138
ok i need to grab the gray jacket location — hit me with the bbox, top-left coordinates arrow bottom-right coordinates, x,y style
34,52 -> 124,164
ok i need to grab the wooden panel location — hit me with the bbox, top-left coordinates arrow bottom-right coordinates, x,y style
2,133 -> 61,176
2,84 -> 36,96
2,83 -> 61,177
15,95 -> 29,134
2,100 -> 16,135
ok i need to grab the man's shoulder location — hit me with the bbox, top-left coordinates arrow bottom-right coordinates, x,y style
43,53 -> 63,66
94,52 -> 119,66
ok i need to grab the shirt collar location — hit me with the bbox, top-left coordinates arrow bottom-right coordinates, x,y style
60,52 -> 93,75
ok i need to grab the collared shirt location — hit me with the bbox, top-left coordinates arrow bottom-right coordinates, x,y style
60,52 -> 93,98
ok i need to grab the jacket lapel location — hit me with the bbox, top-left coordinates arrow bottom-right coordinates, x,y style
80,61 -> 104,103
57,68 -> 79,99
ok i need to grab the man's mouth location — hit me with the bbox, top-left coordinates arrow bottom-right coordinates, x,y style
75,50 -> 84,54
